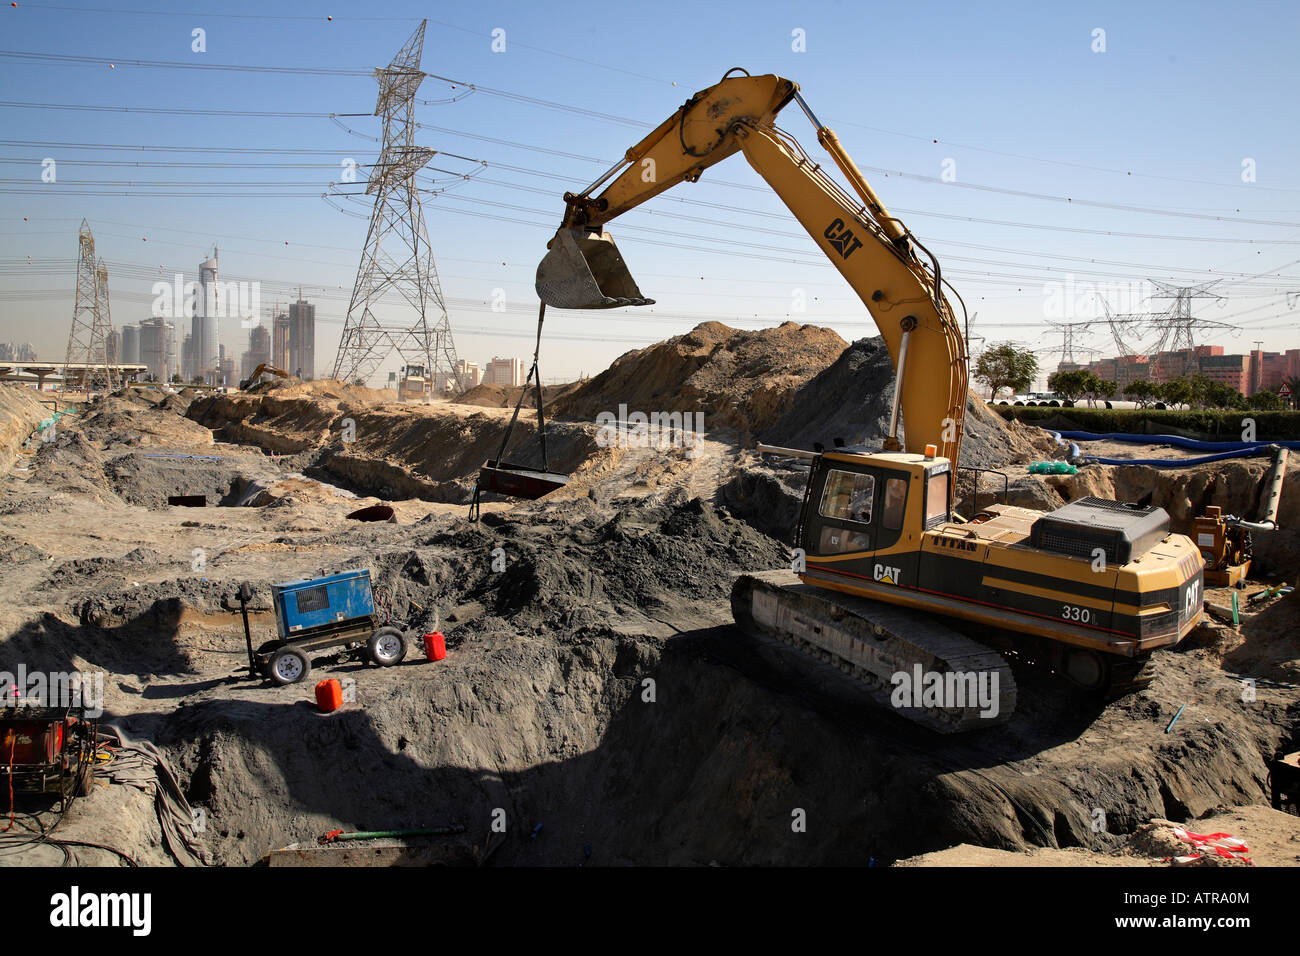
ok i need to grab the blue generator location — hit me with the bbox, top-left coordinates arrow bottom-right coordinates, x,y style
250,569 -> 408,686
273,569 -> 375,637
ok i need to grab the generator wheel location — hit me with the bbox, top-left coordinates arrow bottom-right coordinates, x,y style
74,761 -> 94,797
368,627 -> 407,667
269,646 -> 310,685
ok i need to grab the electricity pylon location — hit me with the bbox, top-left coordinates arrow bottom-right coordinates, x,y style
331,19 -> 461,391
63,220 -> 118,391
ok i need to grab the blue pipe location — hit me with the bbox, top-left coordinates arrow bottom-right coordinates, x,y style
1051,429 -> 1300,452
1044,428 -> 1285,469
1080,448 -> 1276,467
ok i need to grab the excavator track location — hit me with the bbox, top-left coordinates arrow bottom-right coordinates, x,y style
1103,653 -> 1157,700
732,570 -> 1017,733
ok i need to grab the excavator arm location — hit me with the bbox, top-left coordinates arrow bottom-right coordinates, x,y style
536,70 -> 969,468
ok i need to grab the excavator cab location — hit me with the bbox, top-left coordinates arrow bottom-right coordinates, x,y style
799,450 -> 951,588
535,228 -> 655,309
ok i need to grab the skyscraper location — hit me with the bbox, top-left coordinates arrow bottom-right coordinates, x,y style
272,309 -> 291,371
191,248 -> 220,384
140,318 -> 175,383
288,295 -> 315,380
121,324 -> 140,365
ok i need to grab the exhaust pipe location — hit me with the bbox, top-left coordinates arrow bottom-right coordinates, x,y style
535,228 -> 655,309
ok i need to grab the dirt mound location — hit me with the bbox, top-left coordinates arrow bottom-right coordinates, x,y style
455,381 -> 581,408
551,321 -> 847,433
0,384 -> 51,471
8,392 -> 284,511
192,385 -> 607,504
1226,588 -> 1300,682
70,392 -> 215,450
761,336 -> 1036,470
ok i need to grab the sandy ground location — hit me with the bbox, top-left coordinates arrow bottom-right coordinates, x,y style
0,333 -> 1296,867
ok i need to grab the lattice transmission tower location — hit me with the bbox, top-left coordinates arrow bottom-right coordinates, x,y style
1043,319 -> 1100,368
331,19 -> 461,390
63,219 -> 118,391
1148,279 -> 1227,355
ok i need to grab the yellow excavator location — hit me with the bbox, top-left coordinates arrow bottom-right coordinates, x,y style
535,70 -> 1205,730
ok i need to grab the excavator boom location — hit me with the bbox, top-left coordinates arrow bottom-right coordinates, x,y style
535,70 -> 967,466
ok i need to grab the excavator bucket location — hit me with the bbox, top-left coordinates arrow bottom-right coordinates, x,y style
535,228 -> 655,309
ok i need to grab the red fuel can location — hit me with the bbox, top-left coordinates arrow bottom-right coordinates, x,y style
422,632 -> 446,662
315,679 -> 343,712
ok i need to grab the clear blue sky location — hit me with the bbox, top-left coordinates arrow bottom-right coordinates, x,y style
3,0 -> 1299,386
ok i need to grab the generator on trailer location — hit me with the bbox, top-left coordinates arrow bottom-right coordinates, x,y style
244,569 -> 408,686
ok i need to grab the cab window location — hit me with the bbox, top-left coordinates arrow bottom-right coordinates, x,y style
819,470 -> 874,525
882,477 -> 907,530
925,471 -> 950,524
818,526 -> 871,554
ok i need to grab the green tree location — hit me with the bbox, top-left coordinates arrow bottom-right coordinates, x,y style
1249,388 -> 1284,411
1188,373 -> 1213,409
1095,378 -> 1119,404
1123,379 -> 1154,408
1203,381 -> 1245,410
975,343 -> 1039,399
1156,377 -> 1192,408
190,374 -> 205,385
1047,369 -> 1097,404
170,373 -> 182,384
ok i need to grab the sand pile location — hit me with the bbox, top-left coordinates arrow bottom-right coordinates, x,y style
193,380 -> 606,504
0,384 -> 51,471
760,336 -> 1038,469
551,321 -> 847,433
455,381 -> 581,409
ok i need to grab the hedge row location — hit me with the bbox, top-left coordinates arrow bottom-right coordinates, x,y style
989,405 -> 1300,441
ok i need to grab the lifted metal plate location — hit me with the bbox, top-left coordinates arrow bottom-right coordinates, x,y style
477,459 -> 569,500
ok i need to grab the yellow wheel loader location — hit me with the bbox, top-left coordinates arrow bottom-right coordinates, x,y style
534,70 -> 1205,731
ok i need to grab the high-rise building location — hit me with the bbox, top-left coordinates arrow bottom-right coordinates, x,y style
272,310 -> 291,371
484,356 -> 524,386
139,318 -> 175,383
249,323 -> 271,367
455,359 -> 482,391
121,324 -> 140,365
190,248 -> 220,384
241,324 -> 272,383
288,296 -> 315,380
181,333 -> 194,381
106,329 -> 121,366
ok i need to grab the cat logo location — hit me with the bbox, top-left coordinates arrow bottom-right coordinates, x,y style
824,218 -> 864,259
873,563 -> 901,585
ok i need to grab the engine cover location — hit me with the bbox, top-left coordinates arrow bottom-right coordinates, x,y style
1029,496 -> 1170,565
